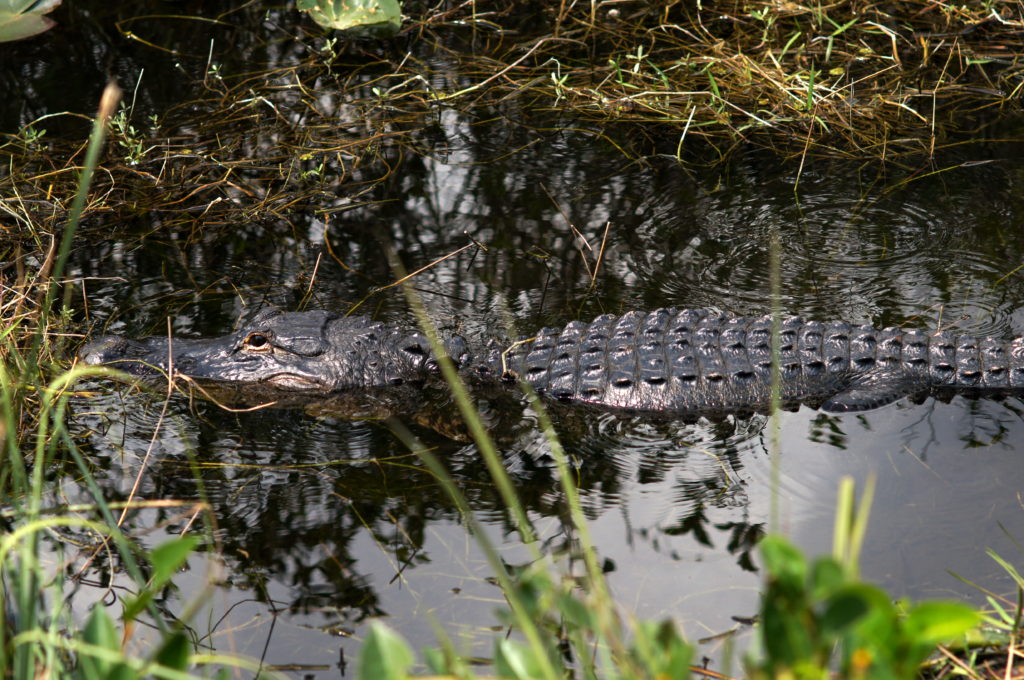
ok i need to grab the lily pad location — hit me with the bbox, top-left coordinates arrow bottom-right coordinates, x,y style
297,0 -> 401,38
0,0 -> 60,43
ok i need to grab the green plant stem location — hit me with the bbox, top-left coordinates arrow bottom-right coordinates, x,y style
392,254 -> 568,679
395,256 -> 538,548
12,84 -> 119,678
388,426 -> 562,680
528,393 -> 629,670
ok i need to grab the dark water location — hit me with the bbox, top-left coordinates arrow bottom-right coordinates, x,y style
66,151 -> 1024,670
7,3 -> 1024,675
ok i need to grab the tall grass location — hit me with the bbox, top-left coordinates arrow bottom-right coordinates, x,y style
2,81 -> 123,679
0,83 -> 259,680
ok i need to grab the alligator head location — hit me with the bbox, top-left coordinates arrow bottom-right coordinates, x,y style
78,308 -> 462,392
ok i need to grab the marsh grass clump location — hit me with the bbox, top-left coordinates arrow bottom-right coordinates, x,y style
406,0 -> 1024,160
2,1 -> 1021,252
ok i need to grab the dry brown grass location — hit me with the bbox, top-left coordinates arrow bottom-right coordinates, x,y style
407,0 -> 1024,161
2,1 -> 1022,254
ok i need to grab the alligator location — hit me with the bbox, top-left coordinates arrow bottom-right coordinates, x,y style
78,307 -> 1024,417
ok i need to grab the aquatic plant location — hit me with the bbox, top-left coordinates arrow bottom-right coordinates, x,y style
298,0 -> 401,37
0,0 -> 60,42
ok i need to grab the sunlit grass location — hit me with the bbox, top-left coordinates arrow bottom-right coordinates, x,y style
0,83 -> 266,680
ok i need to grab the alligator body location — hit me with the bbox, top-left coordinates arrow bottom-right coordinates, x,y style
78,307 -> 1024,416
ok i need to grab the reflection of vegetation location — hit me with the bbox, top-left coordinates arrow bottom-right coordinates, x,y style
664,507 -> 765,573
95,385 -> 761,623
808,413 -> 850,450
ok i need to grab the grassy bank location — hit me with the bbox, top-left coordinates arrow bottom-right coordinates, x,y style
404,0 -> 1024,161
0,83 -> 248,679
3,1 -> 1023,251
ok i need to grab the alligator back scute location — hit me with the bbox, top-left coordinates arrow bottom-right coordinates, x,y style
820,321 -> 851,374
979,336 -> 1007,387
954,335 -> 983,387
509,309 -> 834,413
1011,338 -> 1024,387
926,330 -> 957,386
495,308 -> 1024,414
875,327 -> 902,367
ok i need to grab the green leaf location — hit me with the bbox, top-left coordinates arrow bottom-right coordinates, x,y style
154,631 -> 192,671
556,591 -> 594,629
149,535 -> 199,590
422,647 -> 445,674
760,588 -> 814,666
0,0 -> 60,42
839,586 -> 898,655
631,619 -> 693,678
78,606 -> 135,680
82,605 -> 118,652
820,587 -> 871,636
810,556 -> 844,599
79,606 -> 117,680
904,602 -> 980,643
297,0 -> 401,37
759,535 -> 807,592
358,622 -> 414,680
495,638 -> 545,680
123,535 -> 199,622
987,549 -> 1024,590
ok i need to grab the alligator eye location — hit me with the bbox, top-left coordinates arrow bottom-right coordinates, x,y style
243,333 -> 273,353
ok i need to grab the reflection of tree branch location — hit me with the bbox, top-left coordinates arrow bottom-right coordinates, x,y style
898,398 -> 1023,463
899,398 -> 940,461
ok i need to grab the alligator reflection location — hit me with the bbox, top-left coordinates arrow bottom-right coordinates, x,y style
76,387 -> 771,627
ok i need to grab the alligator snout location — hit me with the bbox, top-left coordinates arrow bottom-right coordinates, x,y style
78,335 -> 131,366
77,334 -> 175,376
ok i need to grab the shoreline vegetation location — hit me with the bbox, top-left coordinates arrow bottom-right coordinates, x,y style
4,2 -> 1024,238
2,1 -> 1024,678
405,0 -> 1024,161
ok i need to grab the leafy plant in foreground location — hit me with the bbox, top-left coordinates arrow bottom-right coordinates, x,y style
749,479 -> 981,680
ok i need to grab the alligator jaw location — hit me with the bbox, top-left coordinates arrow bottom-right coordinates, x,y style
260,373 -> 328,390
77,332 -> 326,389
